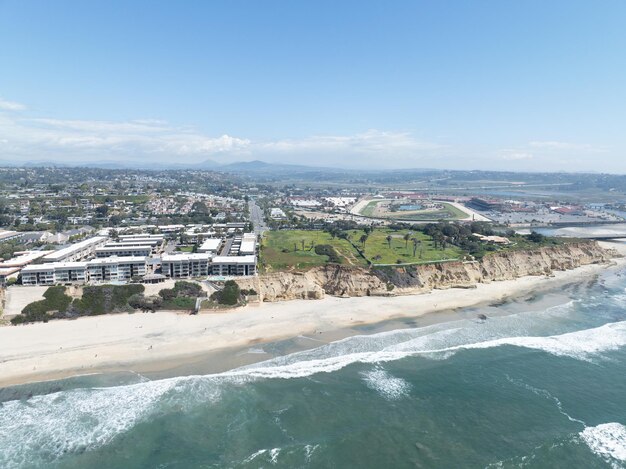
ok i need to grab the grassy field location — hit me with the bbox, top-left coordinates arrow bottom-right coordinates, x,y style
387,202 -> 466,221
260,230 -> 364,271
347,229 -> 463,265
260,228 -> 463,271
358,199 -> 466,221
360,200 -> 380,217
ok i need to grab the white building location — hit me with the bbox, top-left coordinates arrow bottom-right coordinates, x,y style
198,238 -> 222,253
87,257 -> 147,282
210,255 -> 256,276
239,233 -> 257,256
22,262 -> 88,285
118,234 -> 165,246
0,230 -> 24,243
104,240 -> 161,253
0,250 -> 52,269
43,236 -> 108,263
161,253 -> 211,278
95,245 -> 153,258
21,257 -> 148,285
270,208 -> 287,219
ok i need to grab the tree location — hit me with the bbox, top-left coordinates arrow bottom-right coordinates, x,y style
386,235 -> 392,248
404,233 -> 411,248
211,280 -> 241,305
95,205 -> 109,217
359,234 -> 368,248
412,238 -> 419,257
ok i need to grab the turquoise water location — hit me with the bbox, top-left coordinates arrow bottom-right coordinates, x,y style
2,270 -> 626,468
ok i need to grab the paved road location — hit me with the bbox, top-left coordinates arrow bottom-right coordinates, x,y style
249,199 -> 269,235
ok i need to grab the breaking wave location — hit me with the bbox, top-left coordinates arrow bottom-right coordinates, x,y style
1,306 -> 626,467
580,423 -> 626,468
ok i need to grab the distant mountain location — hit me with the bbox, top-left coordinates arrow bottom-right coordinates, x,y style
0,158 -> 425,173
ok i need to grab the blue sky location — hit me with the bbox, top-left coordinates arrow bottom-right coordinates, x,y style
1,0 -> 625,172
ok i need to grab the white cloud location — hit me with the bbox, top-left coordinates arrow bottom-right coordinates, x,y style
260,130 -> 443,154
0,98 -> 26,111
0,109 -> 444,166
528,141 -> 604,153
0,114 -> 251,160
499,150 -> 534,161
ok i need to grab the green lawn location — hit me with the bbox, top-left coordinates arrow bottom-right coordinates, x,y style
261,228 -> 463,271
387,202 -> 467,221
348,228 -> 463,265
260,230 -> 365,271
360,200 -> 380,217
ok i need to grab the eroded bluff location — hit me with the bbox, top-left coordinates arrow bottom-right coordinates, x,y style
236,242 -> 618,302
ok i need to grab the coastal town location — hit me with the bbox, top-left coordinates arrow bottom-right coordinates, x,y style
0,166 -> 626,325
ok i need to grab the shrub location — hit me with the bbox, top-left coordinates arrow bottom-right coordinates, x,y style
128,294 -> 163,312
211,280 -> 241,306
72,284 -> 145,316
15,286 -> 73,324
314,244 -> 341,263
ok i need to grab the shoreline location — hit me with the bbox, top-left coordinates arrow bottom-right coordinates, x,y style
1,245 -> 625,388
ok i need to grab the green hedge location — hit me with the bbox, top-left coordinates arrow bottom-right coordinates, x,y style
72,284 -> 145,316
13,286 -> 73,324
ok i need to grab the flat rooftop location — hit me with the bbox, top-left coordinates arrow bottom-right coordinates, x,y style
44,236 -> 108,261
212,255 -> 256,264
161,253 -> 212,262
0,250 -> 52,268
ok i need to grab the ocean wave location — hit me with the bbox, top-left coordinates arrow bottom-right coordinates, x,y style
220,320 -> 626,382
580,423 -> 626,468
2,313 -> 625,467
0,376 -> 222,468
360,367 -> 412,400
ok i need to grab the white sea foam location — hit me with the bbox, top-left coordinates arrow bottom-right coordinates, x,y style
304,444 -> 319,462
360,367 -> 411,400
0,376 -> 222,468
505,376 -> 586,425
269,447 -> 281,464
242,448 -> 267,463
580,423 -> 626,468
221,320 -> 626,382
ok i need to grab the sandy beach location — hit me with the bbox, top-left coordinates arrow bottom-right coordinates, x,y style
1,242 -> 624,387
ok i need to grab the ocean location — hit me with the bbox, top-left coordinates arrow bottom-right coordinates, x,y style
1,267 -> 626,468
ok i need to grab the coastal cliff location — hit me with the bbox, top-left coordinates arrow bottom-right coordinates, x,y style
238,242 -> 619,302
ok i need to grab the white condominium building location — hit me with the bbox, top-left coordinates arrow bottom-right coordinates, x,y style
21,257 -> 148,285
118,234 -> 165,248
22,262 -> 88,285
104,240 -> 161,253
87,257 -> 147,282
161,253 -> 211,278
239,233 -> 257,255
198,238 -> 222,254
210,255 -> 256,276
43,236 -> 109,263
95,245 -> 153,258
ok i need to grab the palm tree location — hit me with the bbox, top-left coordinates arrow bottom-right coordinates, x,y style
359,234 -> 368,248
386,235 -> 392,248
412,237 -> 419,257
403,233 -> 411,249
